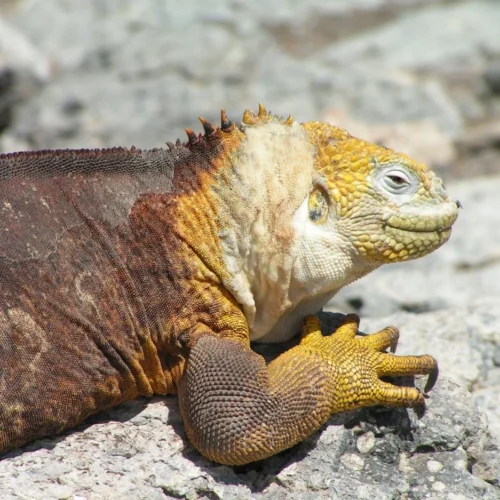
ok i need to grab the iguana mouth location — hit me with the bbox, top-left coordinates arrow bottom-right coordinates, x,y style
385,209 -> 457,235
385,224 -> 453,235
379,207 -> 457,260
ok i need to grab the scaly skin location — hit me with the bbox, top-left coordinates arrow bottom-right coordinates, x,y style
0,105 -> 458,465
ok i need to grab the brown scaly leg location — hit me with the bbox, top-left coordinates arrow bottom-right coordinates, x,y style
178,314 -> 437,465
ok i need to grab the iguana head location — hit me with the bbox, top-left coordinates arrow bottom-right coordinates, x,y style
301,120 -> 458,264
203,106 -> 459,341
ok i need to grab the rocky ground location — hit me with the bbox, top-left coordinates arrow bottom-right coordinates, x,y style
0,0 -> 499,498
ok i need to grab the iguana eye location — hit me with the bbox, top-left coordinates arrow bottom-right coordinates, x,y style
381,168 -> 413,194
388,174 -> 406,185
308,186 -> 329,223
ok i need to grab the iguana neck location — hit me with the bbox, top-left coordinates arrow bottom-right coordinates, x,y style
210,122 -> 318,341
209,121 -> 381,342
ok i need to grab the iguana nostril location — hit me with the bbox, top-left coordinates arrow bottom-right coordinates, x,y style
456,200 -> 463,209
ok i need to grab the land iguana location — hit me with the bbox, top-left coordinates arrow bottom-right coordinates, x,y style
0,105 -> 459,465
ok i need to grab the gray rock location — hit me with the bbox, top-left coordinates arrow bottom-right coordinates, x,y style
0,0 -> 499,179
0,14 -> 49,137
485,61 -> 500,96
0,15 -> 51,82
0,66 -> 14,132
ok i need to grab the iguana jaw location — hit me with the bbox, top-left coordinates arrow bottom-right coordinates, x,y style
252,194 -> 380,343
382,207 -> 455,255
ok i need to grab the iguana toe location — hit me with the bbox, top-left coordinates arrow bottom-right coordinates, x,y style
356,325 -> 399,353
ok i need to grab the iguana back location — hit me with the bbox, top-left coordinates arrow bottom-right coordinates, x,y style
0,146 -> 194,448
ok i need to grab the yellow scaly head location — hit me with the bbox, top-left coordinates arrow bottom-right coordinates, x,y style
301,120 -> 459,263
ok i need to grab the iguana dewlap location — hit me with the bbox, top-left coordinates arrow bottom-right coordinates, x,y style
0,106 -> 458,465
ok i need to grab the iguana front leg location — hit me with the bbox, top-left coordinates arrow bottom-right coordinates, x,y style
178,314 -> 437,465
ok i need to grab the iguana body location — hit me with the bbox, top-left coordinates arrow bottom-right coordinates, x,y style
0,106 -> 458,465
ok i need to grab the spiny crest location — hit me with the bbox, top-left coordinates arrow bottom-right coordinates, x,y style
199,117 -> 216,137
220,109 -> 235,133
178,104 -> 294,149
178,108 -> 238,148
242,103 -> 294,127
184,128 -> 199,145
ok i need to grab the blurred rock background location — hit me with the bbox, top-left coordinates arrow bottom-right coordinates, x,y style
0,0 -> 499,497
1,0 -> 499,179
